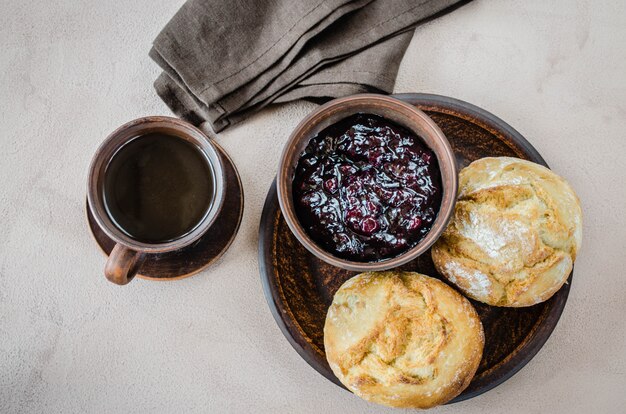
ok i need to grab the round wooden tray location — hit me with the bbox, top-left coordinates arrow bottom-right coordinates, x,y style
258,93 -> 572,402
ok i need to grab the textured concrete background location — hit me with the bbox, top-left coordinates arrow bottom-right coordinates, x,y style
1,0 -> 625,412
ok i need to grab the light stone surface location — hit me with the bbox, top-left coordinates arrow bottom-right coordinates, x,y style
1,0 -> 625,412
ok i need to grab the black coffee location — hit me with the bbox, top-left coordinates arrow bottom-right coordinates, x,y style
103,133 -> 214,243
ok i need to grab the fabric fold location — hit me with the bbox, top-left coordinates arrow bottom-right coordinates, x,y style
151,0 -> 469,131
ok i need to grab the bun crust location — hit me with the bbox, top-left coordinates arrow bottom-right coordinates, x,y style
324,271 -> 484,408
432,157 -> 582,307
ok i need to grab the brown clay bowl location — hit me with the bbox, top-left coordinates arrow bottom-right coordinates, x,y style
276,94 -> 458,271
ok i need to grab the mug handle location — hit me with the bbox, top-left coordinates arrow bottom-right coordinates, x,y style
104,244 -> 146,285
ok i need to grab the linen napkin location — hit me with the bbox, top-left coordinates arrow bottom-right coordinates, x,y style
151,0 -> 468,131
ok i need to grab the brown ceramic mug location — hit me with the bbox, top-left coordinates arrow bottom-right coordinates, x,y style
87,116 -> 225,285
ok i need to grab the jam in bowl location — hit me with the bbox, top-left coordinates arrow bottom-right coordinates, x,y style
277,94 -> 458,272
293,113 -> 442,262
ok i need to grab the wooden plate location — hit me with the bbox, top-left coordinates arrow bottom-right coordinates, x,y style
88,141 -> 244,281
258,93 -> 572,402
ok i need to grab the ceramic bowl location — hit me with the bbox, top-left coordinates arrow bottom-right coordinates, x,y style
277,94 -> 458,271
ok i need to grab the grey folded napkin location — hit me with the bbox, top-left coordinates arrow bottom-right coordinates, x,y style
151,0 -> 468,131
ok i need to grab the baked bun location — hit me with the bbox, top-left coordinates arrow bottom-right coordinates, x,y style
432,157 -> 582,307
324,271 -> 484,408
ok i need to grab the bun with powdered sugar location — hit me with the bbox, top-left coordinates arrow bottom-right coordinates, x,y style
432,157 -> 582,307
324,271 -> 484,408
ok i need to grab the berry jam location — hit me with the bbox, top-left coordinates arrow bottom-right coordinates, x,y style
293,113 -> 442,262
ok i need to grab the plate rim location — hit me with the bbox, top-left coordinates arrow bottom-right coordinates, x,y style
258,93 -> 571,403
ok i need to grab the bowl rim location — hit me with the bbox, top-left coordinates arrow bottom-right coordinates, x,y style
276,94 -> 458,271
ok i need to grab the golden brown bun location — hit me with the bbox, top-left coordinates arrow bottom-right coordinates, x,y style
432,157 -> 582,307
324,271 -> 484,409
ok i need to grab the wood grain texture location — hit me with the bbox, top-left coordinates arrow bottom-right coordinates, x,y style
88,141 -> 244,281
258,94 -> 571,403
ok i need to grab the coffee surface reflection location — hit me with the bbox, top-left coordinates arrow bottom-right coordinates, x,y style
103,133 -> 214,243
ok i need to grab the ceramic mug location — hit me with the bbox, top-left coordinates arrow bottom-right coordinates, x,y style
87,116 -> 225,285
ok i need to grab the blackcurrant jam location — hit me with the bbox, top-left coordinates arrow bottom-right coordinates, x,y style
293,113 -> 442,262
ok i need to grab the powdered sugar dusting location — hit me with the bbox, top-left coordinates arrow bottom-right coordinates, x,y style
460,157 -> 529,197
444,261 -> 492,298
552,256 -> 572,286
464,176 -> 525,196
459,211 -> 530,259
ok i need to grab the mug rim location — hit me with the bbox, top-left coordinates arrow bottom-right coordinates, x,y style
87,116 -> 226,253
